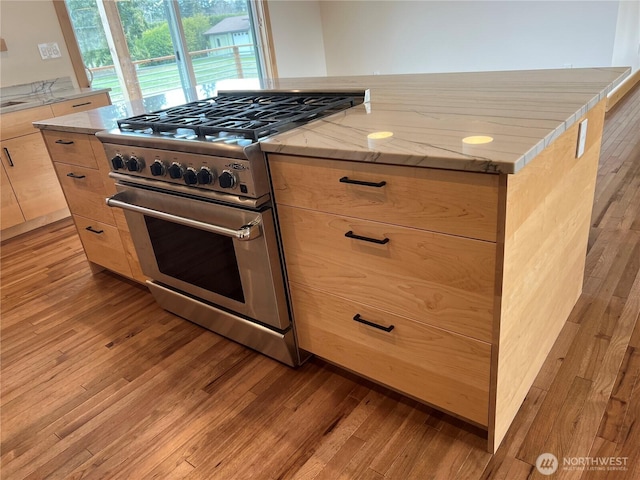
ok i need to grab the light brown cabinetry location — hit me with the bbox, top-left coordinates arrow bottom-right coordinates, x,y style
267,98 -> 608,453
42,129 -> 145,283
0,106 -> 68,237
0,92 -> 112,239
270,153 -> 497,426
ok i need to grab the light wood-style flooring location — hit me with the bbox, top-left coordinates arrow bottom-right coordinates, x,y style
1,85 -> 639,479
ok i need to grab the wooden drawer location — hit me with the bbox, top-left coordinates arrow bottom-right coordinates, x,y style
1,105 -> 54,140
279,205 -> 495,342
269,154 -> 499,241
291,283 -> 491,426
50,93 -> 111,117
54,163 -> 115,225
42,130 -> 98,169
74,215 -> 132,278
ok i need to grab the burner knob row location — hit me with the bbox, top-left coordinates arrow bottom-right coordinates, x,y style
111,155 -> 233,189
111,154 -> 145,172
169,163 -> 218,186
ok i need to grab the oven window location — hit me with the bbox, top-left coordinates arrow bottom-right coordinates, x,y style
145,216 -> 245,303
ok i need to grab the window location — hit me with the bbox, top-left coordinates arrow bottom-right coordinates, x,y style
61,0 -> 275,103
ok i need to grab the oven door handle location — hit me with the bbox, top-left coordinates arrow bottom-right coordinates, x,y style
106,195 -> 262,241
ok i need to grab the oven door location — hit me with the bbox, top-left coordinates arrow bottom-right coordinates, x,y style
107,182 -> 290,331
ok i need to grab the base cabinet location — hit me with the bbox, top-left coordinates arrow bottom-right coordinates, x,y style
0,106 -> 69,237
1,133 -> 68,221
268,99 -> 607,452
42,129 -> 146,283
0,92 -> 111,239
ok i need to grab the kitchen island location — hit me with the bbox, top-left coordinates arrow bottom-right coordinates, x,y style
263,68 -> 629,453
34,67 -> 629,452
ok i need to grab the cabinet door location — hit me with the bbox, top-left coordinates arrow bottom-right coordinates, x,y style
0,162 -> 25,229
1,134 -> 67,221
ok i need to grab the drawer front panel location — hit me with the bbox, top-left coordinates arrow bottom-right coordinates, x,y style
74,215 -> 132,277
43,130 -> 98,169
50,93 -> 111,117
1,105 -> 54,140
269,154 -> 499,241
291,283 -> 491,426
279,205 -> 495,342
54,163 -> 115,225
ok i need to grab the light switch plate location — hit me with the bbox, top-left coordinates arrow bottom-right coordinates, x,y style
38,42 -> 61,60
576,119 -> 588,158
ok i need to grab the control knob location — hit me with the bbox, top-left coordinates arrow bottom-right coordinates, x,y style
111,154 -> 125,170
183,167 -> 198,185
197,167 -> 215,185
150,160 -> 166,176
219,170 -> 237,189
126,155 -> 144,172
168,162 -> 185,179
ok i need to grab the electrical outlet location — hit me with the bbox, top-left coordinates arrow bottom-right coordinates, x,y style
38,42 -> 61,60
576,119 -> 588,158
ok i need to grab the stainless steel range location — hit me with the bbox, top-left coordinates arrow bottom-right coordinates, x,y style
96,90 -> 366,366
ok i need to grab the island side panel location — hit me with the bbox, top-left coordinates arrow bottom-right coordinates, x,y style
489,99 -> 606,451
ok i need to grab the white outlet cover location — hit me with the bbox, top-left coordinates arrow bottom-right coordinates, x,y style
38,42 -> 61,60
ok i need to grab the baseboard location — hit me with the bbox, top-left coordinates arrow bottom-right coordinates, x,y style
606,68 -> 640,112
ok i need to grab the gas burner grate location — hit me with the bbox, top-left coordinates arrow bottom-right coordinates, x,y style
117,91 -> 362,142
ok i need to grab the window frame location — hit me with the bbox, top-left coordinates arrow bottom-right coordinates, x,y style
52,0 -> 279,93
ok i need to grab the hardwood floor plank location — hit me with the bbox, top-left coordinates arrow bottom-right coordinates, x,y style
597,346 -> 640,443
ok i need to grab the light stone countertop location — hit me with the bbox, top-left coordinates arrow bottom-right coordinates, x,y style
32,88 -> 198,135
32,67 -> 630,174
260,68 -> 629,173
0,77 -> 111,114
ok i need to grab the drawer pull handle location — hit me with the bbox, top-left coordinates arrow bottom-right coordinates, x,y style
353,314 -> 395,332
345,230 -> 389,245
55,139 -> 75,145
66,172 -> 86,179
72,102 -> 91,108
85,226 -> 104,234
339,176 -> 386,188
3,147 -> 14,166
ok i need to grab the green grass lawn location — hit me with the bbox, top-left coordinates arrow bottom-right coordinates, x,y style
93,54 -> 258,103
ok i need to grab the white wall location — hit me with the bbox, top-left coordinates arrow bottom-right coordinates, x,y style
0,1 -> 77,88
317,1 -> 621,76
267,0 -> 327,77
612,0 -> 640,72
267,1 -> 632,79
